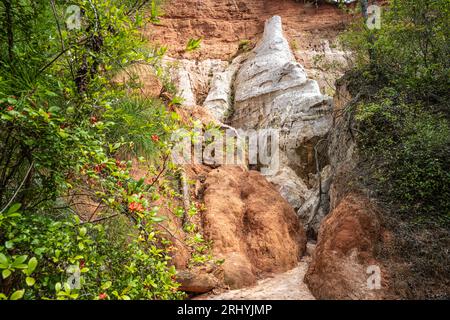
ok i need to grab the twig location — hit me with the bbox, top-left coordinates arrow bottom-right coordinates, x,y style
83,213 -> 119,224
157,223 -> 191,250
149,153 -> 170,188
125,0 -> 150,16
180,169 -> 190,226
50,0 -> 75,80
0,160 -> 35,214
87,202 -> 103,222
36,38 -> 87,77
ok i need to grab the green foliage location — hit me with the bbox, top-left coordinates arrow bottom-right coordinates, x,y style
0,203 -> 183,300
183,203 -> 214,268
238,39 -> 253,53
0,0 -> 166,208
0,0 -> 191,300
339,2 -> 450,298
341,0 -> 450,101
185,38 -> 202,52
355,89 -> 450,219
149,0 -> 164,24
340,0 -> 450,220
104,96 -> 178,158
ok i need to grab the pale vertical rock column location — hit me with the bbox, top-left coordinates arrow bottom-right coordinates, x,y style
229,16 -> 333,233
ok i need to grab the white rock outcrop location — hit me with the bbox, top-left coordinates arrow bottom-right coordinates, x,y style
229,16 -> 333,232
164,16 -> 334,234
164,58 -> 228,106
203,55 -> 245,122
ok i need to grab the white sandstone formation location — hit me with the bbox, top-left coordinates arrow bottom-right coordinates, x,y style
165,16 -> 334,234
164,57 -> 228,106
203,55 -> 246,122
229,16 -> 333,233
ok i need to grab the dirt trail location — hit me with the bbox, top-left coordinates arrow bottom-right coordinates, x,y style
197,257 -> 315,300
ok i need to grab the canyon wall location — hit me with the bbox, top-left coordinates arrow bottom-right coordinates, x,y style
148,0 -> 394,299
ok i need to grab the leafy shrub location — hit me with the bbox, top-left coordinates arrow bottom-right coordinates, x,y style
355,90 -> 450,219
341,0 -> 450,102
104,97 -> 178,159
340,0 -> 450,220
0,203 -> 183,300
0,0 -> 194,300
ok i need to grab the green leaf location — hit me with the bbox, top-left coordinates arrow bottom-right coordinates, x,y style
64,282 -> 71,292
151,216 -> 166,222
55,282 -> 62,292
2,269 -> 11,279
26,277 -> 35,286
7,98 -> 17,104
58,129 -> 69,139
48,106 -> 60,113
14,255 -> 28,265
11,255 -> 27,268
79,227 -> 87,237
0,253 -> 8,265
34,247 -> 46,255
1,113 -> 13,121
7,203 -> 21,214
6,212 -> 21,218
10,290 -> 24,300
101,281 -> 112,290
5,241 -> 14,249
135,178 -> 145,189
27,257 -> 38,274
186,38 -> 202,52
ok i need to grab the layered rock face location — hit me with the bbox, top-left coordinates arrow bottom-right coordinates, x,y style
164,58 -> 228,107
304,194 -> 390,300
166,16 -> 334,235
147,0 -> 352,97
145,0 -> 351,62
201,166 -> 307,289
227,16 -> 333,233
203,55 -> 245,121
303,80 -> 394,300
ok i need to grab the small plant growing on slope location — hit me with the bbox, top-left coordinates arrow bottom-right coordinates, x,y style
185,38 -> 202,52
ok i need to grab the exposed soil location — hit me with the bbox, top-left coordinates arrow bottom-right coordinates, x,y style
305,193 -> 393,299
144,0 -> 352,61
141,0 -> 365,300
186,165 -> 307,290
